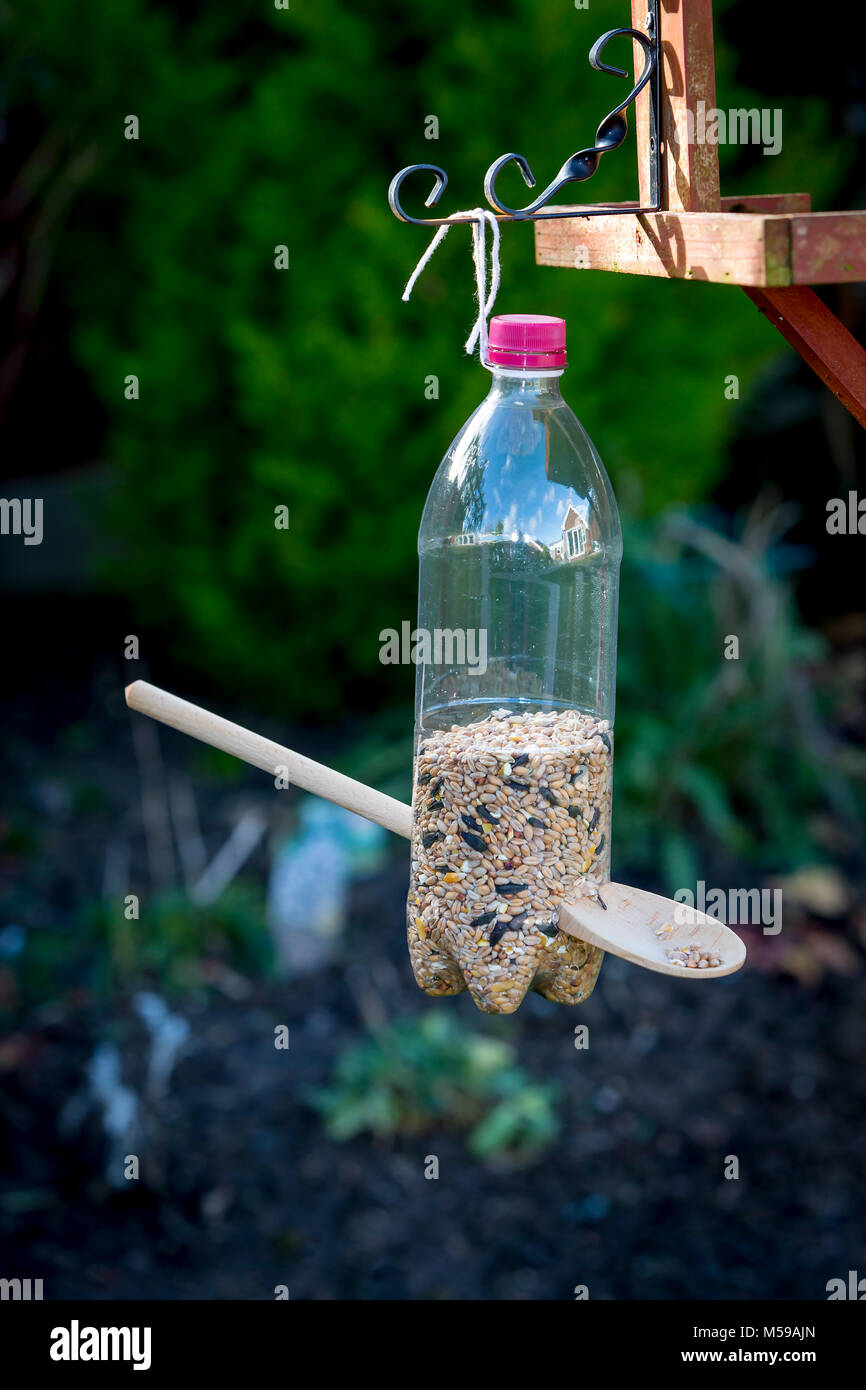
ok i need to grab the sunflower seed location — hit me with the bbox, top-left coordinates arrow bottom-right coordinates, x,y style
460,830 -> 487,853
470,909 -> 497,927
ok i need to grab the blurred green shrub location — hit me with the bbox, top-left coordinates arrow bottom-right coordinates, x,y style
3,0 -> 854,717
94,884 -> 273,987
8,884 -> 272,1005
313,1012 -> 559,1160
614,502 -> 865,889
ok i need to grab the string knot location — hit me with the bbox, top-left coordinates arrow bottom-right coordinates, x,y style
401,209 -> 501,365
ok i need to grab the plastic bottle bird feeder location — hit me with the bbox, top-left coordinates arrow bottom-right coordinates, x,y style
125,311 -> 747,1010
125,676 -> 746,997
406,314 -> 623,1013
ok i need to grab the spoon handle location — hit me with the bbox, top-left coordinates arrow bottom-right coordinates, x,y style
125,680 -> 413,839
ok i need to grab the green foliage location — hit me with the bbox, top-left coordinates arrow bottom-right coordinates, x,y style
4,0 -> 856,717
313,1012 -> 559,1160
613,505 -> 865,889
95,885 -> 273,987
10,884 -> 271,1005
467,1081 -> 560,1162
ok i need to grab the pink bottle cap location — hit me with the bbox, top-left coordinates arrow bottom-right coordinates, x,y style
487,314 -> 567,369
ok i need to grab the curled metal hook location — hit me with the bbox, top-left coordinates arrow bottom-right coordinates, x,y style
388,164 -> 456,226
387,0 -> 661,227
483,26 -> 656,219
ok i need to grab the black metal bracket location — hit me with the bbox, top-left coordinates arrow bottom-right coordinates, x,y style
388,1 -> 661,227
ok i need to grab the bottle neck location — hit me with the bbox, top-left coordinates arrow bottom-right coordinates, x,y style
487,365 -> 565,403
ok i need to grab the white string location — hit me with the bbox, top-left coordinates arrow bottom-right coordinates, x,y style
401,208 -> 501,365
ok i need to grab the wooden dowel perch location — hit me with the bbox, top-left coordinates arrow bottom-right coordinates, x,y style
125,680 -> 413,840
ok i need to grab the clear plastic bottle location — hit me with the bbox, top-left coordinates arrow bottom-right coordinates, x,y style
407,315 -> 621,1014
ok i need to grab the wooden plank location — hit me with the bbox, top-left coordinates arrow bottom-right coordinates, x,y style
632,0 -> 720,211
534,201 -> 866,287
742,286 -> 866,429
790,211 -> 866,284
722,193 -> 810,215
535,208 -> 792,285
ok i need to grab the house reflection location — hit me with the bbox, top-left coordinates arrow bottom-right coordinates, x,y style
549,505 -> 589,561
449,503 -> 593,560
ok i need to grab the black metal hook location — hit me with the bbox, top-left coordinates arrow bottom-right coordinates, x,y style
387,1 -> 661,228
388,163 -> 452,227
483,27 -> 656,219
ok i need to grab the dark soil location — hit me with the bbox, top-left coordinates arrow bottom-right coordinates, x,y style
2,853 -> 865,1301
1,675 -> 865,1301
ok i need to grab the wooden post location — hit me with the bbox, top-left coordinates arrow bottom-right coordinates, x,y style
742,286 -> 866,429
632,0 -> 721,211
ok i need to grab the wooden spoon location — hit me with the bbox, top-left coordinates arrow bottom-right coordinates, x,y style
125,680 -> 746,979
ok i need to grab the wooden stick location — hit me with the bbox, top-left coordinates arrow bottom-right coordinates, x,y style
632,0 -> 721,212
125,680 -> 413,840
742,285 -> 866,429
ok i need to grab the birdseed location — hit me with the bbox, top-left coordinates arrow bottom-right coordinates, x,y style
666,943 -> 723,970
406,707 -> 612,1014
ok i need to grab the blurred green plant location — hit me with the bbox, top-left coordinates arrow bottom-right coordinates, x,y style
3,0 -> 855,718
95,884 -> 272,987
8,883 -> 271,1006
312,1012 -> 559,1160
614,499 -> 866,890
